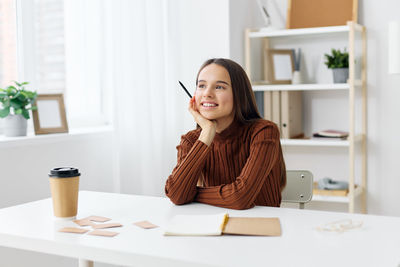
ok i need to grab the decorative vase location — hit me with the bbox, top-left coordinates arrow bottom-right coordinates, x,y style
4,114 -> 27,137
291,70 -> 303,84
332,68 -> 349,83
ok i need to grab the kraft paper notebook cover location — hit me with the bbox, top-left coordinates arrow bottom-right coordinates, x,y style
223,217 -> 281,236
164,213 -> 281,236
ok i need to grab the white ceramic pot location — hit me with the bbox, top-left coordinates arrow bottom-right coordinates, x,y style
332,68 -> 349,83
4,114 -> 27,137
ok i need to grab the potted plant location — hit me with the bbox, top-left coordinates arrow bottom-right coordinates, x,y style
324,48 -> 349,83
0,81 -> 37,137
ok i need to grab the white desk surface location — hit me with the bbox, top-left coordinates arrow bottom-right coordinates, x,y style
0,191 -> 399,267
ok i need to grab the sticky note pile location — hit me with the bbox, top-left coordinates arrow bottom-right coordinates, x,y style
59,215 -> 121,237
58,216 -> 159,237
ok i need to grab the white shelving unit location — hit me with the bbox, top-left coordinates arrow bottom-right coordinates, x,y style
245,22 -> 367,213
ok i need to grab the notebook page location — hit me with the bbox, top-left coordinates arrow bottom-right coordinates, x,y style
164,213 -> 228,236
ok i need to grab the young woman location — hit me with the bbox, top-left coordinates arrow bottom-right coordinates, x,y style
165,58 -> 286,210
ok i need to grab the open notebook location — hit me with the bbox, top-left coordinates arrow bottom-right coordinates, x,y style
164,213 -> 281,236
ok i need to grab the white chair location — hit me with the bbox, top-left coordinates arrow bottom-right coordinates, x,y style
282,170 -> 313,209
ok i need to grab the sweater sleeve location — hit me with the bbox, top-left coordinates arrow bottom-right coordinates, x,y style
165,135 -> 211,205
194,123 -> 281,210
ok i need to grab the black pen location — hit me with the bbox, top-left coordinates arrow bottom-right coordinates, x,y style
178,81 -> 192,98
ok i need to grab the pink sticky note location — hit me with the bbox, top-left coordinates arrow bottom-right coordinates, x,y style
88,230 -> 119,237
74,219 -> 95,227
82,215 -> 111,223
59,227 -> 89,234
92,223 -> 123,229
133,220 -> 159,229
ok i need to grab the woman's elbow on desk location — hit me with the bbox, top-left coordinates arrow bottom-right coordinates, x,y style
165,188 -> 195,205
200,200 -> 255,210
227,202 -> 255,210
167,197 -> 193,206
195,192 -> 256,210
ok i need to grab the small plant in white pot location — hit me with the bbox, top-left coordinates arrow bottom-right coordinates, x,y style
324,48 -> 349,83
0,81 -> 37,137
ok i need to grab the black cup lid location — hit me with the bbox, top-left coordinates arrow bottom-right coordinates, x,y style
49,167 -> 80,178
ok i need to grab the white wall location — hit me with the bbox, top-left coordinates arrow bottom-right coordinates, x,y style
176,0 -> 230,110
360,0 -> 400,216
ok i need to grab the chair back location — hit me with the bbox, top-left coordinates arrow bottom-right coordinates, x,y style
282,170 -> 313,209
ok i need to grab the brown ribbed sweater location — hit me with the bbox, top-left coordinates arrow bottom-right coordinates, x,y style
165,119 -> 284,210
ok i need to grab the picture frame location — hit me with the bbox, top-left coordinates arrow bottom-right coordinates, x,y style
266,49 -> 295,84
32,94 -> 69,135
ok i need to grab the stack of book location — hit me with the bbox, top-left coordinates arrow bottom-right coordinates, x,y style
313,129 -> 348,139
262,90 -> 304,139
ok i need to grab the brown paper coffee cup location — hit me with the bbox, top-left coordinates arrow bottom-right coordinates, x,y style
49,167 -> 80,219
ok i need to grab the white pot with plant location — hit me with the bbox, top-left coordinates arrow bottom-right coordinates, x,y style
324,48 -> 349,83
0,81 -> 37,137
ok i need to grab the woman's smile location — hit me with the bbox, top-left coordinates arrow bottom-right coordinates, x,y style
201,101 -> 218,108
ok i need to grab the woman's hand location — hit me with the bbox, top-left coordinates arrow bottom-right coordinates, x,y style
188,96 -> 216,130
188,96 -> 216,146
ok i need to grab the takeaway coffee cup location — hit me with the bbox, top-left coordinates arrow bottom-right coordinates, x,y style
48,167 -> 80,219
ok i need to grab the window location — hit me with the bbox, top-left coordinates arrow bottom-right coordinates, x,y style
0,0 -> 17,133
0,0 -> 108,133
0,0 -> 17,87
33,0 -> 66,92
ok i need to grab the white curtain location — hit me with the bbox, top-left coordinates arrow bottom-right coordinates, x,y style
63,0 -> 225,197
110,0 -> 191,196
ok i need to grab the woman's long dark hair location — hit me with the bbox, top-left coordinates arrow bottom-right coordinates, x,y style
196,58 -> 286,189
196,58 -> 262,124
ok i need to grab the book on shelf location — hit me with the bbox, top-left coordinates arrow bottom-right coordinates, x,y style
272,91 -> 281,129
254,91 -> 264,118
164,213 -> 281,236
263,91 -> 272,120
313,182 -> 357,197
280,90 -> 303,139
261,89 -> 304,139
313,129 -> 349,139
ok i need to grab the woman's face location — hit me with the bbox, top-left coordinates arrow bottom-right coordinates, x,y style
195,63 -> 234,128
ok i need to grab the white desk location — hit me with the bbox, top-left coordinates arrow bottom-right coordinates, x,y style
0,191 -> 399,267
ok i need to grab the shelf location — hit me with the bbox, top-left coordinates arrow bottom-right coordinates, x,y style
312,195 -> 350,203
312,186 -> 363,203
281,138 -> 349,147
252,83 -> 349,91
248,25 -> 351,38
281,134 -> 365,147
0,125 -> 113,148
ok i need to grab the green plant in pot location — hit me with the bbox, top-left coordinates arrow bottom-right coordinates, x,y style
324,48 -> 349,83
0,81 -> 37,137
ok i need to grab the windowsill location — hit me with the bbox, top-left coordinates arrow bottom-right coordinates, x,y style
0,125 -> 114,148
